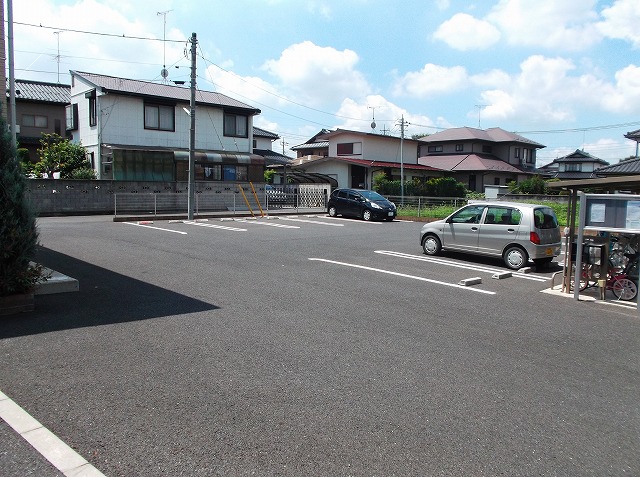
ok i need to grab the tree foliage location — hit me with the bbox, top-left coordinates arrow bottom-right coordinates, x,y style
0,117 -> 42,296
507,175 -> 558,195
34,133 -> 92,179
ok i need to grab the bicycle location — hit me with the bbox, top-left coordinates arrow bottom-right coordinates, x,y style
572,251 -> 639,301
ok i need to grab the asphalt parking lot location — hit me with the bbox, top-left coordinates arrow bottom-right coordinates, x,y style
1,214 -> 639,476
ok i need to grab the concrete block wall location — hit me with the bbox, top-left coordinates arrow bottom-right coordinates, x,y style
25,179 -> 268,216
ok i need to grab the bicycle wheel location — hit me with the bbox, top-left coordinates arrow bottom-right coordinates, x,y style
570,263 -> 595,291
611,277 -> 638,301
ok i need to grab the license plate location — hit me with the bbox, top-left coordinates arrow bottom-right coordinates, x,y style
388,212 -> 394,216
545,248 -> 553,256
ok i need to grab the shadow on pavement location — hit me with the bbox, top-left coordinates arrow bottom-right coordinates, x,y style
0,247 -> 218,339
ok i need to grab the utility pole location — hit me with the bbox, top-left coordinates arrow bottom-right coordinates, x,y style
53,31 -> 62,83
475,104 -> 486,128
7,0 -> 16,151
398,115 -> 409,204
187,32 -> 197,220
281,138 -> 289,188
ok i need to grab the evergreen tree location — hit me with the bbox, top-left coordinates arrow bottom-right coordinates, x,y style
0,116 -> 41,296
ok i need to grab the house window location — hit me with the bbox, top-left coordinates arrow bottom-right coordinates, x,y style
22,114 -> 48,128
222,165 -> 248,181
494,177 -> 501,185
482,145 -> 492,153
427,145 -> 443,153
566,163 -> 581,172
144,103 -> 175,131
86,90 -> 97,127
455,144 -> 463,152
66,103 -> 78,130
203,165 -> 222,180
252,139 -> 257,149
514,147 -> 520,158
337,142 -> 362,155
224,113 -> 248,137
526,149 -> 535,164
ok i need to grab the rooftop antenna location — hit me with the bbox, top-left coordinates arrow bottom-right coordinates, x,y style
475,104 -> 486,128
157,10 -> 173,82
53,31 -> 62,83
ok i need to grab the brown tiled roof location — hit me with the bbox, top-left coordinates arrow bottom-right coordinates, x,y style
420,126 -> 544,148
418,154 -> 526,173
71,71 -> 260,113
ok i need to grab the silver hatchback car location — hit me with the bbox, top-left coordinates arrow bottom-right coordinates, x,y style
419,201 -> 561,269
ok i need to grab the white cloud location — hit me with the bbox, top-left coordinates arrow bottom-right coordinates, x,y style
599,64 -> 640,114
434,0 -> 450,11
393,64 -> 468,98
476,55 -> 612,123
432,13 -> 501,51
261,41 -> 371,106
307,1 -> 332,19
486,0 -> 601,51
334,95 -> 436,134
598,0 -> 640,48
12,0 -> 187,83
203,65 -> 284,107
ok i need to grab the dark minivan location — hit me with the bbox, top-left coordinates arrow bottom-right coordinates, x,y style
327,188 -> 397,221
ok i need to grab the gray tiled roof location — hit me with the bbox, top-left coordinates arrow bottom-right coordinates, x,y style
254,148 -> 292,166
71,71 -> 260,113
253,127 -> 279,139
595,158 -> 640,176
9,79 -> 70,104
551,149 -> 609,165
291,141 -> 329,150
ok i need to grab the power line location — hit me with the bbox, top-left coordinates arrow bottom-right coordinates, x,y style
13,21 -> 185,43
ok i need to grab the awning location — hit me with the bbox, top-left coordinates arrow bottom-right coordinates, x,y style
174,151 -> 264,165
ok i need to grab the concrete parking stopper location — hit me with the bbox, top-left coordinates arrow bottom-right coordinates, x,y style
458,277 -> 482,286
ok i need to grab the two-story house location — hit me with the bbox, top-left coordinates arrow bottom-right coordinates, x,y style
418,127 -> 543,192
290,128 -> 438,189
538,149 -> 609,180
7,79 -> 70,163
67,71 -> 263,182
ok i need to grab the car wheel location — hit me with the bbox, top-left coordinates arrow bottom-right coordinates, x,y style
422,234 -> 442,256
328,205 -> 337,217
362,209 -> 372,221
503,246 -> 528,270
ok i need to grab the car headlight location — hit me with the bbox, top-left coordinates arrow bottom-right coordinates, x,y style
370,202 -> 382,209
390,202 -> 396,209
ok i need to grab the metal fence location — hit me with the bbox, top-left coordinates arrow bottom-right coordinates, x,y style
387,195 -> 468,220
114,191 -> 328,217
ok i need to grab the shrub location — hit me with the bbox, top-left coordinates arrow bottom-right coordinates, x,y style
0,117 -> 42,296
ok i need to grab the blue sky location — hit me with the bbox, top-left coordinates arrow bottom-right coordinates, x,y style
10,0 -> 640,163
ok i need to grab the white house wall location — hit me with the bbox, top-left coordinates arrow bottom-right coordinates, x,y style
329,132 -> 418,164
70,76 -> 253,154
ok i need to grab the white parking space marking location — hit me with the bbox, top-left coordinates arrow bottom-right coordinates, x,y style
233,219 -> 300,229
0,390 -> 106,476
280,217 -> 345,227
123,222 -> 187,234
183,220 -> 247,232
320,216 -> 382,225
309,258 -> 496,295
375,250 -> 549,282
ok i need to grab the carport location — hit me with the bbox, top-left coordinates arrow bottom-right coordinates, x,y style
547,176 -> 640,313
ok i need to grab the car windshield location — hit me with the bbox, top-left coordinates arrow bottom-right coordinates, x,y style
359,190 -> 386,201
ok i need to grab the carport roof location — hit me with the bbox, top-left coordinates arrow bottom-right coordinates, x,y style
547,175 -> 640,192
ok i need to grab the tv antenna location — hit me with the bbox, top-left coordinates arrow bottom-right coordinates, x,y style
475,104 -> 486,128
157,10 -> 173,82
53,31 -> 62,83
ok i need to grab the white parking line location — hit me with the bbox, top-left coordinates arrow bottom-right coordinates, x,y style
0,390 -> 106,476
320,216 -> 382,225
309,258 -> 496,294
280,217 -> 345,226
183,220 -> 247,232
123,222 -> 187,234
374,250 -> 549,282
233,219 -> 300,229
